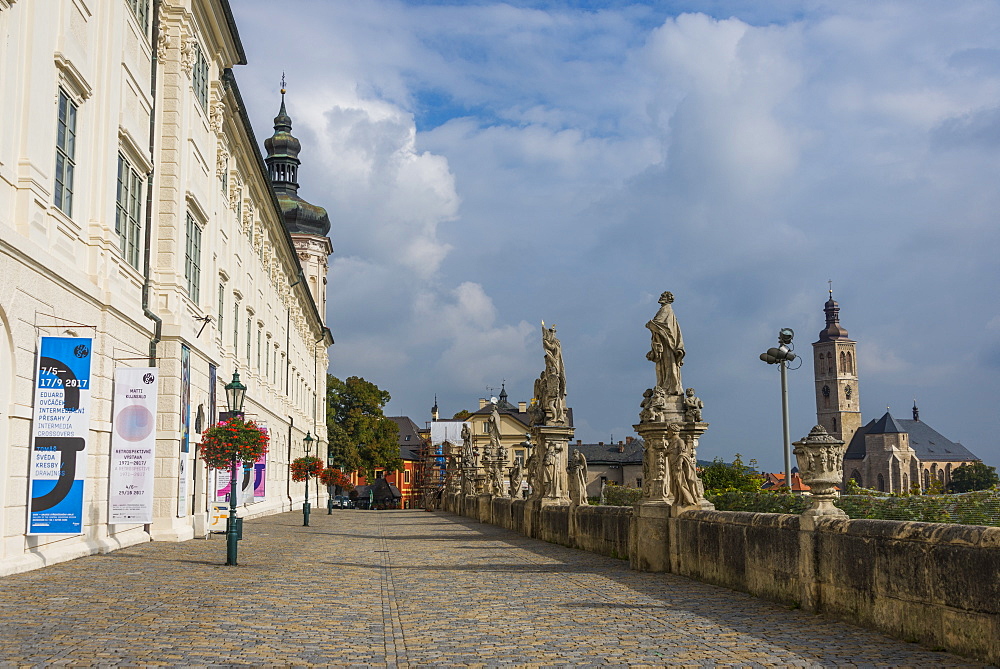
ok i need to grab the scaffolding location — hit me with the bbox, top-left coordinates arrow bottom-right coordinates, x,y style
415,437 -> 449,507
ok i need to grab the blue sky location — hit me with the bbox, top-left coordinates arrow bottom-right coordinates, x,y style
233,0 -> 1000,472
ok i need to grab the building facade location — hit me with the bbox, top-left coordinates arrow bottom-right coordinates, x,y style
0,0 -> 331,575
810,294 -> 980,493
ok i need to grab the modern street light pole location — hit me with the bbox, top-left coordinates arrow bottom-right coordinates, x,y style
302,431 -> 314,526
760,328 -> 797,491
224,371 -> 247,566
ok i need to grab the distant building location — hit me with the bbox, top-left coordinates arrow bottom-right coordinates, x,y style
573,438 -> 644,498
811,292 -> 981,493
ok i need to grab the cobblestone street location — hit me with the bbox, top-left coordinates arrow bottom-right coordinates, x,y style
0,509 -> 987,667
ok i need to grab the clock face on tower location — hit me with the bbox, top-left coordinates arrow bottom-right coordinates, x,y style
844,384 -> 852,400
822,385 -> 830,398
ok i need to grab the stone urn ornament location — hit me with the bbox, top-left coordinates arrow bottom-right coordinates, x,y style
793,425 -> 848,518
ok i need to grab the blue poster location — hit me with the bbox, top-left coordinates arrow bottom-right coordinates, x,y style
28,336 -> 93,535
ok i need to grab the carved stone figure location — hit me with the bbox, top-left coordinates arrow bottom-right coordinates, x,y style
639,386 -> 669,423
646,291 -> 685,395
541,441 -> 564,497
683,388 -> 703,423
538,322 -> 567,424
667,423 -> 704,506
568,449 -> 588,505
525,451 -> 540,499
509,460 -> 523,498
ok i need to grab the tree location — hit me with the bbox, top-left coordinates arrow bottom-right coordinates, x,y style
452,409 -> 473,421
947,462 -> 1000,493
326,374 -> 401,478
699,453 -> 764,493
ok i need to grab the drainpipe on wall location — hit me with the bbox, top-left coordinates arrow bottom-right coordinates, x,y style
141,0 -> 163,367
286,415 -> 294,509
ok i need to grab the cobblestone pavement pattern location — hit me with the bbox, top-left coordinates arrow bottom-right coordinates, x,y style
0,510 -> 989,667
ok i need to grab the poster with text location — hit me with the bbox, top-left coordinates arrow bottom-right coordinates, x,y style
108,367 -> 158,524
253,429 -> 267,501
28,336 -> 93,535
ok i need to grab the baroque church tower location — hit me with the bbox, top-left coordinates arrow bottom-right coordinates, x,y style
812,290 -> 861,443
264,85 -> 333,321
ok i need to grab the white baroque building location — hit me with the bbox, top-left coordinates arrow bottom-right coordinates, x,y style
0,0 -> 332,575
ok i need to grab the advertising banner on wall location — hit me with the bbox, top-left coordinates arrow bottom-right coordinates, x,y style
253,428 -> 267,501
177,345 -> 191,518
108,367 -> 158,524
28,336 -> 94,535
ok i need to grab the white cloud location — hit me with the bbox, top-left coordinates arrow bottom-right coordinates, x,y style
234,0 -> 1000,471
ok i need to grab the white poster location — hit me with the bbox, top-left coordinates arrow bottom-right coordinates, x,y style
28,336 -> 93,535
108,367 -> 158,524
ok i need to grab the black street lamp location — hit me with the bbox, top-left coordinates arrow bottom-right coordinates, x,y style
760,328 -> 797,490
224,371 -> 247,566
302,431 -> 314,526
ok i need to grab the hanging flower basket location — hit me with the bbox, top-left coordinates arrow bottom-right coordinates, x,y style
199,417 -> 269,470
319,467 -> 355,491
291,456 -> 325,482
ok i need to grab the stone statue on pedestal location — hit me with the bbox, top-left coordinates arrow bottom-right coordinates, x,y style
646,291 -> 685,396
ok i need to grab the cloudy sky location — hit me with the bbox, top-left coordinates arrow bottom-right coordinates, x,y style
232,0 -> 1000,472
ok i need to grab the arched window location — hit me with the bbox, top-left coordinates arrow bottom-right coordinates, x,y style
877,474 -> 885,492
827,353 -> 834,375
846,351 -> 854,375
850,470 -> 862,487
902,474 -> 909,492
840,351 -> 847,373
945,463 -> 952,483
832,417 -> 837,432
922,469 -> 929,489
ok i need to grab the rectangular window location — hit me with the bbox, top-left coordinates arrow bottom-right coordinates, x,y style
217,283 -> 225,336
127,0 -> 150,33
404,471 -> 410,484
115,154 -> 143,269
184,213 -> 201,302
192,43 -> 209,110
233,301 -> 239,350
256,326 -> 262,370
246,317 -> 251,363
265,340 -> 270,378
54,90 -> 77,216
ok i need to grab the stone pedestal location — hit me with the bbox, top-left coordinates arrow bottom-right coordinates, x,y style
630,501 -> 671,572
634,421 -> 673,503
477,494 -> 493,523
531,424 -> 574,503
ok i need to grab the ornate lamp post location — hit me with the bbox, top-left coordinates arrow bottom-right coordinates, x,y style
224,371 -> 247,566
302,431 -> 314,526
